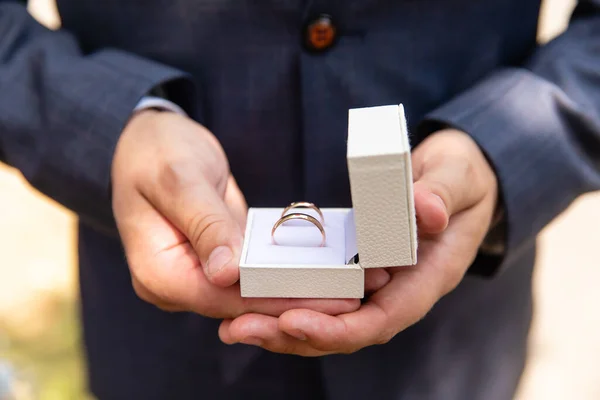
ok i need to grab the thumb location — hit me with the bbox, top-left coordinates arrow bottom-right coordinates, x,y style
142,171 -> 244,288
413,160 -> 481,235
224,175 -> 248,231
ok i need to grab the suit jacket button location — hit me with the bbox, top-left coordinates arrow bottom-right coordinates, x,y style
304,14 -> 337,52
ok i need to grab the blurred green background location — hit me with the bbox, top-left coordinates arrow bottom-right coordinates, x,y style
1,0 -> 598,399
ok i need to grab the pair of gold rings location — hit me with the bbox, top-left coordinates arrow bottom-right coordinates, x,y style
271,202 -> 326,247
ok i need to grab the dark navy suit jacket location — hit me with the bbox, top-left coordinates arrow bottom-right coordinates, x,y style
1,1 -> 600,399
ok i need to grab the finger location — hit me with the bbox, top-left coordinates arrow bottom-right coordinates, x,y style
278,264 -> 441,353
141,164 -> 243,288
133,238 -> 360,318
413,182 -> 449,234
218,319 -> 235,343
242,296 -> 361,317
132,237 -> 361,317
221,314 -> 328,356
364,268 -> 391,294
114,178 -> 210,313
130,276 -> 186,312
277,308 -> 376,353
223,220 -> 481,353
248,231 -> 470,353
224,175 -> 248,231
124,209 -> 362,318
414,164 -> 480,218
118,186 -> 356,318
412,152 -> 483,221
413,182 -> 450,235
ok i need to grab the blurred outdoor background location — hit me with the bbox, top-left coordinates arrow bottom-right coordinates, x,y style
0,0 -> 598,399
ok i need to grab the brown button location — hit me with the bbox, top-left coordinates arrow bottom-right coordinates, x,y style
305,14 -> 337,52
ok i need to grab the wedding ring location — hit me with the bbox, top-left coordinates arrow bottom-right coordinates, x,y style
271,213 -> 326,247
281,201 -> 324,224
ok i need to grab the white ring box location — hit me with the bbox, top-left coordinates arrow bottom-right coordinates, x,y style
239,104 -> 418,298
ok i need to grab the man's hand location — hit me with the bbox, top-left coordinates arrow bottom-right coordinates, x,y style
111,110 -> 384,318
218,129 -> 499,353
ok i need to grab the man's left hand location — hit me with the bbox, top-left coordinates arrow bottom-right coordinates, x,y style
218,129 -> 499,355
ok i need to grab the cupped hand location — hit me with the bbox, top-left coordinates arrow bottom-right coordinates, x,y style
218,128 -> 499,353
111,110 -> 380,318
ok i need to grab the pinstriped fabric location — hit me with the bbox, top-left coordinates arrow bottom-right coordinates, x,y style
0,3 -> 194,232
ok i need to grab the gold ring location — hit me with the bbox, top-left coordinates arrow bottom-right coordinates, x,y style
281,201 -> 324,224
271,213 -> 326,247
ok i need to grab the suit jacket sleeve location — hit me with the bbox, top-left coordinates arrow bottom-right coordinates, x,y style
418,0 -> 600,276
0,1 -> 197,234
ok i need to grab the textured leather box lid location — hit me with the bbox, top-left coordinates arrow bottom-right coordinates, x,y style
347,104 -> 417,268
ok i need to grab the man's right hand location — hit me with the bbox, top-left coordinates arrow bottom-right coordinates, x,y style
111,110 -> 387,319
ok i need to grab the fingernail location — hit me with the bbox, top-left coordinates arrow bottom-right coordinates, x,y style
206,246 -> 233,277
241,336 -> 263,346
287,329 -> 307,341
432,194 -> 446,212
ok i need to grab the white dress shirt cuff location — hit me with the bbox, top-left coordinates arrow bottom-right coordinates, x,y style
134,96 -> 187,116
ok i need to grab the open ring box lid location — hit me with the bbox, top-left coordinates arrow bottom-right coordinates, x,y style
239,104 -> 418,298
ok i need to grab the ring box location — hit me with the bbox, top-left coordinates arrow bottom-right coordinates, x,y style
239,104 -> 418,298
